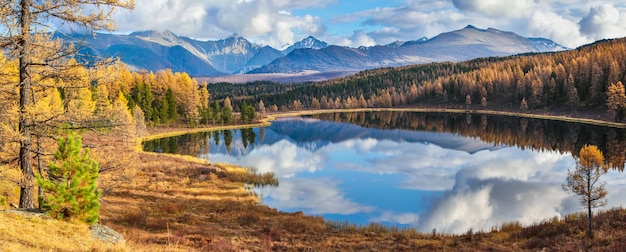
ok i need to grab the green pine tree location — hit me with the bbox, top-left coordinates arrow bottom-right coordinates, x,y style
240,102 -> 256,123
222,104 -> 232,124
212,100 -> 220,124
36,132 -> 101,224
165,88 -> 178,122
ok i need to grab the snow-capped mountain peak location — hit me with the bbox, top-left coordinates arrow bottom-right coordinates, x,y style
529,38 -> 570,52
283,36 -> 329,54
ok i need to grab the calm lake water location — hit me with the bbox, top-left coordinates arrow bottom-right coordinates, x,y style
143,112 -> 626,234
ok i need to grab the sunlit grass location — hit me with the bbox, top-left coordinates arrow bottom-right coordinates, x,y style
0,211 -> 126,251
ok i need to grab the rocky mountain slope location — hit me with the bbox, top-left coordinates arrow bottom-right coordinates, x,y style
250,25 -> 569,74
69,25 -> 568,78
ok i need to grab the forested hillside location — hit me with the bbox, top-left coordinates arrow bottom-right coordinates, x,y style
213,38 -> 626,122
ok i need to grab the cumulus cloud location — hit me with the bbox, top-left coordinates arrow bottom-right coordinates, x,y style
106,0 -> 626,49
416,150 -> 626,234
257,178 -> 375,215
209,139 -> 326,178
339,30 -> 376,47
112,0 -> 329,48
579,4 -> 626,40
198,119 -> 626,232
330,0 -> 626,48
451,0 -> 538,18
418,172 -> 574,234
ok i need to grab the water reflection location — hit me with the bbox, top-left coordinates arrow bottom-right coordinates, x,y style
143,112 -> 626,234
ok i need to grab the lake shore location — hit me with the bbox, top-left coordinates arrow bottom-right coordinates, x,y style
3,107 -> 622,250
97,107 -> 623,250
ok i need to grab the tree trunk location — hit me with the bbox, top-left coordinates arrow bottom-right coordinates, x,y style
18,0 -> 35,209
587,202 -> 593,238
37,136 -> 44,207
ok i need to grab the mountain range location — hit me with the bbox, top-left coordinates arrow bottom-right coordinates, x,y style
68,25 -> 568,78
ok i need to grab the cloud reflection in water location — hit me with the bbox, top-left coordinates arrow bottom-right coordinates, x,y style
204,119 -> 626,234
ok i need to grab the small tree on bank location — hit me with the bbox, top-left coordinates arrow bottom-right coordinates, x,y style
37,132 -> 101,224
562,144 -> 608,238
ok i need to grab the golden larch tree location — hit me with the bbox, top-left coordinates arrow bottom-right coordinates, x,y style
0,0 -> 134,208
562,144 -> 608,238
606,81 -> 626,122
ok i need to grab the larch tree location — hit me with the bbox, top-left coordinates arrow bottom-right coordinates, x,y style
310,97 -> 320,109
223,97 -> 233,111
111,91 -> 135,146
564,74 -> 579,107
520,97 -> 528,111
131,106 -> 147,137
198,82 -> 211,125
0,0 -> 134,208
562,145 -> 608,238
606,81 -> 626,122
257,100 -> 266,115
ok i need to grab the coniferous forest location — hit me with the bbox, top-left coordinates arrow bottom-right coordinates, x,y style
210,38 -> 626,123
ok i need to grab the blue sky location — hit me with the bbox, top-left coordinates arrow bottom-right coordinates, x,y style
111,0 -> 626,49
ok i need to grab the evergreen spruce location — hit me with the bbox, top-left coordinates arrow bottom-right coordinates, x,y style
36,132 -> 101,224
212,101 -> 220,124
165,88 -> 178,122
222,105 -> 232,124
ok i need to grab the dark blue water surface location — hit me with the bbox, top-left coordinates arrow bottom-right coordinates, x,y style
143,112 -> 626,234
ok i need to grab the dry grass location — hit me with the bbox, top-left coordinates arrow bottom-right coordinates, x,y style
0,211 -> 125,251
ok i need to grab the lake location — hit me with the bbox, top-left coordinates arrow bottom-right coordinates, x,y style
143,111 -> 626,234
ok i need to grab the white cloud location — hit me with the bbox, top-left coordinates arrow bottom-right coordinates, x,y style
579,4 -> 626,40
451,0 -> 538,18
107,0 -> 626,49
416,151 -> 626,234
198,120 -> 626,233
113,0 -> 328,48
343,30 -> 376,47
257,178 -> 375,215
329,1 -> 626,48
525,11 -> 588,48
371,211 -> 420,225
419,184 -> 495,233
210,139 -> 326,178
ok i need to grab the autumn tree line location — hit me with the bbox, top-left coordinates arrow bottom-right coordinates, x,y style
0,58 -> 254,130
215,38 -> 626,122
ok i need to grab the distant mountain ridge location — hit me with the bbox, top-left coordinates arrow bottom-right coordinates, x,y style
250,25 -> 569,74
68,25 -> 568,78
